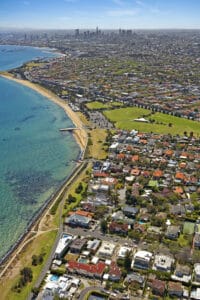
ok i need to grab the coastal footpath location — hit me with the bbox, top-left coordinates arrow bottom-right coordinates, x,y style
0,73 -> 89,299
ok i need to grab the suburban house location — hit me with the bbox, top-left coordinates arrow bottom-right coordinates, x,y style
86,239 -> 101,254
55,234 -> 73,259
67,261 -> 106,279
172,264 -> 191,283
108,261 -> 121,282
193,264 -> 200,283
153,254 -> 174,272
165,225 -> 181,240
148,279 -> 166,297
98,242 -> 116,259
69,238 -> 87,254
109,221 -> 129,235
132,250 -> 153,270
65,214 -> 92,228
168,281 -> 183,297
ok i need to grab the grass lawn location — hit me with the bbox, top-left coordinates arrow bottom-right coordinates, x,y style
0,164 -> 91,300
25,62 -> 44,69
0,230 -> 57,300
148,180 -> 158,187
87,129 -> 108,160
62,163 -> 91,216
178,234 -> 191,247
104,107 -> 200,136
76,112 -> 91,127
183,221 -> 195,235
86,101 -> 122,110
64,253 -> 79,261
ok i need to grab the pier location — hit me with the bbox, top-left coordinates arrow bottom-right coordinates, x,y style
59,127 -> 80,132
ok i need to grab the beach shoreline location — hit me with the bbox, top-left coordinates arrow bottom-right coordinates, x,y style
0,73 -> 88,155
0,72 -> 88,274
0,160 -> 87,277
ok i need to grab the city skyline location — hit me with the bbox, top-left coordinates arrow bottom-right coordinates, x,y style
0,0 -> 200,30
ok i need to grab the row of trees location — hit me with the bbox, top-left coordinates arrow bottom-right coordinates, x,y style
12,267 -> 33,293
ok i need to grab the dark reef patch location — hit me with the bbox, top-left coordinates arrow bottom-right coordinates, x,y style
5,169 -> 59,205
19,115 -> 35,123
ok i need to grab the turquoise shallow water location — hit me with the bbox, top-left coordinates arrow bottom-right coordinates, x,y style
0,46 -> 80,260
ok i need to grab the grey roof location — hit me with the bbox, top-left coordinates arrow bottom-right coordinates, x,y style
123,206 -> 139,215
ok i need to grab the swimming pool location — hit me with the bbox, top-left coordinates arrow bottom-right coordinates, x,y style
50,274 -> 59,282
78,257 -> 88,264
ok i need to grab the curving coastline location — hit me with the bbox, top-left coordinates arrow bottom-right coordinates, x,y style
0,73 -> 88,155
0,73 -> 88,271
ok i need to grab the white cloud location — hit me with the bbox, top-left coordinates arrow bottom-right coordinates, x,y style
107,9 -> 139,17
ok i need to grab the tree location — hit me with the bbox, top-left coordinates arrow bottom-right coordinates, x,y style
190,131 -> 194,138
32,287 -> 40,297
67,194 -> 76,203
20,267 -> 33,285
32,255 -> 38,266
75,182 -> 83,194
124,251 -> 132,272
100,219 -> 108,234
128,230 -> 141,242
94,205 -> 108,220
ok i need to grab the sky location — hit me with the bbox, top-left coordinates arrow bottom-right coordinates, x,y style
0,0 -> 200,30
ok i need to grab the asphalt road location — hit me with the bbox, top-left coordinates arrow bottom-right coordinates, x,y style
64,224 -> 136,248
78,286 -> 107,300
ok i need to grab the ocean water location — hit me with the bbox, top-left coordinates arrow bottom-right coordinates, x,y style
0,44 -> 59,71
0,46 -> 80,260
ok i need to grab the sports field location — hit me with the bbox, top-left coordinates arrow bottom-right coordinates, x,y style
104,107 -> 200,136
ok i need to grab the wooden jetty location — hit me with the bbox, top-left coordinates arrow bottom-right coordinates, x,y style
59,127 -> 80,132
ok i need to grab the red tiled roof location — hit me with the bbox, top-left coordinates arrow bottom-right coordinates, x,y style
141,170 -> 151,177
153,170 -> 163,178
109,261 -> 121,278
174,186 -> 184,194
109,221 -> 129,233
68,261 -> 106,275
126,145 -> 133,151
134,223 -> 146,232
131,168 -> 140,176
93,172 -> 108,178
165,149 -> 173,156
132,155 -> 139,162
102,177 -> 118,185
179,162 -> 186,169
180,152 -> 188,158
140,139 -> 148,144
68,210 -> 93,218
175,172 -> 186,180
117,153 -> 125,160
150,279 -> 165,295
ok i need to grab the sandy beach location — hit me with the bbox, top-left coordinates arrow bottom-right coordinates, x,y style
0,73 -> 87,153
